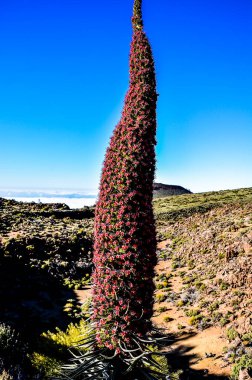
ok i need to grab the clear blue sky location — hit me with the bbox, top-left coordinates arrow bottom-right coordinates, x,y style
1,0 -> 252,193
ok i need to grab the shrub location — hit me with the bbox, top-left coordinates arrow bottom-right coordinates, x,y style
163,316 -> 173,323
185,308 -> 200,317
226,327 -> 239,341
157,306 -> 168,313
220,282 -> 229,290
208,301 -> 220,312
219,316 -> 230,326
188,315 -> 203,327
241,330 -> 252,342
42,319 -> 90,351
0,323 -> 28,366
176,299 -> 184,307
156,294 -> 166,303
0,323 -> 30,379
30,319 -> 92,378
30,353 -> 61,378
231,355 -> 252,379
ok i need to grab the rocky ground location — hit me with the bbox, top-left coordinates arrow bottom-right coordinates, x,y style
0,197 -> 94,280
153,187 -> 252,378
0,187 -> 252,379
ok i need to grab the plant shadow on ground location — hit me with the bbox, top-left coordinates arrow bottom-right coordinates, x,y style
165,332 -> 229,380
0,254 -> 76,345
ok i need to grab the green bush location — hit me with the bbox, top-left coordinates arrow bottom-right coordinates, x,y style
157,306 -> 168,313
185,308 -> 200,317
30,353 -> 61,377
0,323 -> 28,365
146,346 -> 182,379
219,316 -> 230,326
241,330 -> 252,342
42,319 -> 91,351
188,315 -> 203,327
226,327 -> 239,341
31,319 -> 92,378
156,281 -> 169,289
231,355 -> 252,379
0,323 -> 30,379
156,294 -> 166,303
163,316 -> 173,323
220,282 -> 229,290
208,301 -> 220,312
176,299 -> 184,307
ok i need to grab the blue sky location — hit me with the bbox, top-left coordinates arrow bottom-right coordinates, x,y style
0,0 -> 252,193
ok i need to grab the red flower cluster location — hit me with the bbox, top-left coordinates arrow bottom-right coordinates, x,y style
92,0 -> 158,352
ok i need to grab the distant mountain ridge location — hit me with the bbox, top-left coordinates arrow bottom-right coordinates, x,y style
0,185 -> 190,201
153,183 -> 192,198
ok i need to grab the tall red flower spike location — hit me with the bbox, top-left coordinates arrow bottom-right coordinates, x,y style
59,2 -> 170,379
92,0 -> 158,352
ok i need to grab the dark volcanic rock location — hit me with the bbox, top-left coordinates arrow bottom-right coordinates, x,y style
153,183 -> 192,198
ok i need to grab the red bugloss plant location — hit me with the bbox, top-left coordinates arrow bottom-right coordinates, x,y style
92,0 -> 158,352
58,2 -> 168,379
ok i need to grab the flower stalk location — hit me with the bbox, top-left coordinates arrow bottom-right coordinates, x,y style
56,1 -> 170,378
92,0 -> 158,352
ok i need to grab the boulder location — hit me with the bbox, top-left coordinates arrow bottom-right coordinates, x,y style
239,369 -> 252,380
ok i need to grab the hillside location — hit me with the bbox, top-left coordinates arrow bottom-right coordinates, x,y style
0,188 -> 251,379
154,187 -> 252,378
154,183 -> 192,198
0,198 -> 94,339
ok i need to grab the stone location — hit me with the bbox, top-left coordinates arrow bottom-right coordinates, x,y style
243,241 -> 252,254
239,369 -> 252,380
